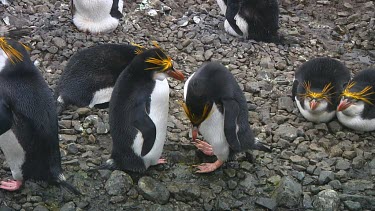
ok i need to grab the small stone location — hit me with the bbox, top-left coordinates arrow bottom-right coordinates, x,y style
76,108 -> 91,115
33,205 -> 49,211
96,122 -> 109,134
303,193 -> 313,209
60,202 -> 76,211
240,161 -> 252,171
342,151 -> 356,160
223,169 -> 236,178
278,97 -> 294,112
336,159 -> 350,170
327,121 -> 342,133
267,175 -> 281,186
352,156 -> 365,169
66,143 -> 79,154
275,125 -> 298,141
47,46 -> 58,53
255,197 -> 277,210
52,37 -> 66,48
105,170 -> 133,195
313,189 -> 340,211
290,155 -> 309,167
272,176 -> 303,208
318,171 -> 335,185
328,180 -> 342,190
344,200 -> 362,211
204,50 -> 213,60
138,176 -> 170,205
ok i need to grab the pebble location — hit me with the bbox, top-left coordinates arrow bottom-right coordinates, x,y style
273,176 -> 303,208
138,176 -> 170,205
313,189 -> 340,211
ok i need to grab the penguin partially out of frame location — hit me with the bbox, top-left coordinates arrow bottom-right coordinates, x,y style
337,68 -> 375,131
0,36 -> 79,193
56,43 -> 142,113
104,42 -> 184,173
216,0 -> 280,43
292,57 -> 350,123
182,62 -> 271,173
71,0 -> 124,34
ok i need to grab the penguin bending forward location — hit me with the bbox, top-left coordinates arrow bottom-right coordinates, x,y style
337,68 -> 375,131
0,37 -> 79,193
56,43 -> 142,113
292,57 -> 350,123
216,0 -> 280,42
71,0 -> 123,33
105,43 -> 184,172
182,62 -> 271,173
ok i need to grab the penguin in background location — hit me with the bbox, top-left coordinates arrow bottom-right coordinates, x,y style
182,62 -> 271,173
71,0 -> 123,34
337,68 -> 375,131
104,42 -> 184,173
0,36 -> 79,193
292,57 -> 350,123
56,43 -> 143,113
216,0 -> 280,43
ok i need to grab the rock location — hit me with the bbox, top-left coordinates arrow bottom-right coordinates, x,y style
96,122 -> 109,134
318,171 -> 335,185
352,156 -> 365,169
335,159 -> 350,170
278,96 -> 294,112
52,37 -> 66,48
339,194 -> 375,210
303,193 -> 313,209
342,151 -> 356,160
105,170 -> 133,195
138,176 -> 170,205
76,108 -> 91,115
255,197 -> 277,210
343,180 -> 374,193
343,200 -> 362,211
290,155 -> 309,167
0,206 -> 14,211
66,143 -> 79,154
272,176 -> 303,208
60,202 -> 76,211
274,125 -> 298,141
33,205 -> 49,211
313,189 -> 340,211
327,121 -> 342,133
167,183 -> 201,202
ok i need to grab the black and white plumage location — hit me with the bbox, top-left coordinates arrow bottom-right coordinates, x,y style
71,0 -> 123,33
182,62 -> 270,173
292,57 -> 350,123
56,43 -> 141,113
337,68 -> 375,131
105,45 -> 184,173
216,0 -> 280,42
0,37 -> 79,193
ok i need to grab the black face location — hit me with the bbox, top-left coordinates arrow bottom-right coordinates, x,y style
183,96 -> 213,127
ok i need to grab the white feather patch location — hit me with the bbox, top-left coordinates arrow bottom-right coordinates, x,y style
183,72 -> 195,101
234,14 -> 248,38
337,111 -> 375,131
0,130 -> 25,180
216,0 -> 227,15
295,96 -> 335,123
0,49 -> 7,73
89,87 -> 113,108
224,19 -> 241,37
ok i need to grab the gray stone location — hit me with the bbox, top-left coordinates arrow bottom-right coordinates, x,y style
60,202 -> 76,211
52,37 -> 66,48
47,46 -> 58,53
340,194 -> 375,210
352,156 -> 365,169
342,151 -> 356,160
343,180 -> 374,193
327,121 -> 342,133
66,143 -> 79,154
272,176 -> 303,208
76,108 -> 91,115
318,171 -> 335,185
138,176 -> 170,205
278,96 -> 294,112
313,189 -> 340,211
274,125 -> 298,141
303,193 -> 313,209
105,170 -> 133,195
335,159 -> 350,170
290,155 -> 309,167
33,205 -> 49,211
343,200 -> 362,211
167,183 -> 201,202
255,197 -> 277,210
96,122 -> 109,134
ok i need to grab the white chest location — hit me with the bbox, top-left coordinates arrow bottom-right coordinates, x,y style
199,103 -> 230,161
0,49 -> 8,73
336,112 -> 375,132
0,130 -> 25,180
295,97 -> 335,123
216,0 -> 227,15
89,87 -> 114,107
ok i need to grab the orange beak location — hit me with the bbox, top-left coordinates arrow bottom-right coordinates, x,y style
309,100 -> 319,110
167,69 -> 184,81
192,126 -> 198,142
337,99 -> 351,111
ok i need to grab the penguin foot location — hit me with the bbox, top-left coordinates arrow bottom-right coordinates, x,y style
0,180 -> 22,191
194,139 -> 214,156
157,158 -> 167,164
194,160 -> 224,173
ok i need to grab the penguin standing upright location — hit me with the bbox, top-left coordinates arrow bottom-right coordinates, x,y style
292,57 -> 350,123
105,43 -> 184,172
216,0 -> 280,42
71,0 -> 123,33
182,62 -> 270,173
337,68 -> 375,131
0,36 -> 79,193
56,43 -> 142,113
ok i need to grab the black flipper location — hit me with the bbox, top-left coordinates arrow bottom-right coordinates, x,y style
110,0 -> 123,19
70,0 -> 75,19
252,138 -> 272,152
133,106 -> 156,156
225,0 -> 243,36
222,99 -> 241,151
59,180 -> 81,195
292,79 -> 299,100
0,98 -> 12,135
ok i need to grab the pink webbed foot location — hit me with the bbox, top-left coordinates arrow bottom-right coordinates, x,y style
157,158 -> 167,164
194,139 -> 214,156
194,160 -> 224,173
0,180 -> 23,191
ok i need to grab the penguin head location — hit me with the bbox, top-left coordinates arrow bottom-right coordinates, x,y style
130,42 -> 184,81
337,81 -> 374,116
0,36 -> 31,68
299,81 -> 334,112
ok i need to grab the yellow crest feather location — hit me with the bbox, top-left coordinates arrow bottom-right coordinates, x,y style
341,81 -> 375,105
299,81 -> 335,104
181,102 -> 212,125
0,37 -> 28,64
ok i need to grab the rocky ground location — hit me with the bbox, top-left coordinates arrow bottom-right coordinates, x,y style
1,0 -> 374,210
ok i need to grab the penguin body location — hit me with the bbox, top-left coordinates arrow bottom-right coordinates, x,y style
107,45 -> 184,172
56,43 -> 140,113
71,0 -> 123,33
183,62 -> 270,173
292,57 -> 350,123
337,68 -> 375,131
217,0 -> 280,42
0,37 -> 78,193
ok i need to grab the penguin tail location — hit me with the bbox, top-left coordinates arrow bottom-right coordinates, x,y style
56,174 -> 81,195
252,138 -> 272,152
89,159 -> 116,172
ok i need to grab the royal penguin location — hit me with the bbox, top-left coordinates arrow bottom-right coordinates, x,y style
0,36 -> 79,193
104,43 -> 184,172
216,0 -> 280,42
292,57 -> 350,123
337,68 -> 375,131
182,62 -> 271,173
56,43 -> 142,113
71,0 -> 123,33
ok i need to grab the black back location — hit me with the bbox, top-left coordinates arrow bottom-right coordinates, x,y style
56,43 -> 138,107
225,1 -> 244,36
292,57 -> 350,111
0,39 -> 63,182
233,0 -> 280,42
348,68 -> 375,119
110,0 -> 123,19
186,62 -> 265,152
